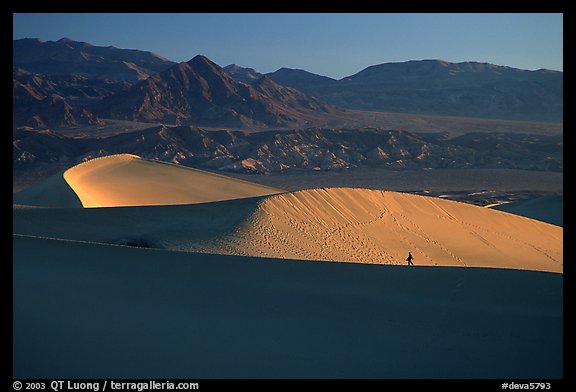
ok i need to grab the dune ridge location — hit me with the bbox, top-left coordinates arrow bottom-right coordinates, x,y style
61,153 -> 283,207
204,188 -> 562,272
13,151 -> 563,379
13,186 -> 562,273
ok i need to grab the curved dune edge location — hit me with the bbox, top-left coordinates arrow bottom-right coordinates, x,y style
62,154 -> 283,207
13,171 -> 84,208
198,188 -> 562,273
13,187 -> 562,273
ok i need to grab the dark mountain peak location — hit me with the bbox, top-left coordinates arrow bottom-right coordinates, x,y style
56,37 -> 75,44
272,67 -> 330,77
188,54 -> 215,66
53,37 -> 94,49
93,53 -> 339,128
184,55 -> 229,79
416,59 -> 449,64
266,68 -> 336,91
15,37 -> 43,45
13,38 -> 175,82
271,67 -> 328,78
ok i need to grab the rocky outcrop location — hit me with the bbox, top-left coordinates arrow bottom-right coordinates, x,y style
13,126 -> 563,174
92,55 -> 340,128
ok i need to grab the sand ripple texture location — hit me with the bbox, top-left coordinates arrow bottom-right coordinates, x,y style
14,186 -> 562,273
210,188 -> 562,272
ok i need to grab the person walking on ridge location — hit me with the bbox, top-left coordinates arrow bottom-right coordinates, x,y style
406,251 -> 414,266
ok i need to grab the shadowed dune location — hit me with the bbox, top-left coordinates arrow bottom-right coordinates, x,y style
13,171 -> 83,208
13,234 -> 562,378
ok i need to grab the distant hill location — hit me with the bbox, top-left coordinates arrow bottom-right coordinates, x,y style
92,55 -> 340,128
224,65 -> 337,92
262,60 -> 563,122
266,67 -> 337,90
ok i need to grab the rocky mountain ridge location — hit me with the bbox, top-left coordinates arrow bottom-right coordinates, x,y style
14,126 -> 562,174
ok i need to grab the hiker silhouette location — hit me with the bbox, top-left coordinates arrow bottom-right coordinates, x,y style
406,252 -> 414,266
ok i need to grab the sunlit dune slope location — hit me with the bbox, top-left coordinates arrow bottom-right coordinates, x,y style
62,154 -> 282,207
14,187 -> 562,272
221,188 -> 562,272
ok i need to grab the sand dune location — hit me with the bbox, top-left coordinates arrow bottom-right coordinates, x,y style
12,154 -> 563,378
13,171 -> 83,208
15,154 -> 283,208
244,189 -> 562,272
13,234 -> 562,378
14,187 -> 562,273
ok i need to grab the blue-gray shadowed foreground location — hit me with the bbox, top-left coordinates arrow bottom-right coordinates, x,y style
492,195 -> 563,227
13,235 -> 562,379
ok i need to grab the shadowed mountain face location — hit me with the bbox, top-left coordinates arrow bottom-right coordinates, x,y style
13,38 -> 175,129
13,79 -> 101,129
261,60 -> 562,122
266,67 -> 337,89
13,67 -> 133,107
91,55 -> 339,127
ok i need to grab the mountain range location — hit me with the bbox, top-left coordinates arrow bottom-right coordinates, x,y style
233,60 -> 562,122
90,55 -> 339,127
13,37 -> 175,81
13,37 -> 563,130
13,38 -> 174,128
13,38 -> 338,129
13,75 -> 102,129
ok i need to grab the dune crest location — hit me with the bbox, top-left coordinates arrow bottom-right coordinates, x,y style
62,154 -> 283,207
203,188 -> 562,272
14,186 -> 562,272
14,155 -> 562,272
